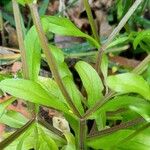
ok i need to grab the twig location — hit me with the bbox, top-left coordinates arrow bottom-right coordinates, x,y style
0,10 -> 6,46
95,0 -> 143,73
0,118 -> 35,149
132,54 -> 150,74
38,117 -> 65,139
12,0 -> 29,79
88,117 -> 145,139
0,46 -> 20,53
82,91 -> 115,120
83,0 -> 100,44
28,3 -> 81,118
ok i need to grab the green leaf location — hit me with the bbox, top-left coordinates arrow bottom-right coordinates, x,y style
0,79 -> 69,113
41,16 -> 100,48
133,30 -> 150,50
37,126 -> 58,150
63,77 -> 84,115
75,61 -> 104,107
91,96 -> 150,120
0,97 -> 16,118
107,36 -> 129,49
5,123 -> 35,150
0,110 -> 28,128
16,123 -> 36,150
49,45 -> 64,64
88,128 -> 150,150
38,76 -> 66,103
107,73 -> 150,100
117,128 -> 150,150
87,129 -> 133,149
48,45 -> 73,79
16,0 -> 35,6
62,133 -> 76,150
129,102 -> 150,122
24,26 -> 41,81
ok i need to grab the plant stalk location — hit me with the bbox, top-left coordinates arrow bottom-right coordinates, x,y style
95,0 -> 143,73
12,0 -> 29,79
132,54 -> 150,74
83,0 -> 100,44
78,119 -> 87,150
0,118 -> 35,149
28,3 -> 81,118
88,117 -> 144,139
82,91 -> 115,120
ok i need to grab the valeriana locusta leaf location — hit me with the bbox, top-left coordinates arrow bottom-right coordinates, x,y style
0,79 -> 69,113
0,97 -> 16,118
0,110 -> 28,128
107,73 -> 150,100
48,45 -> 73,79
41,16 -> 100,48
38,76 -> 66,103
133,29 -> 150,50
88,128 -> 150,150
16,0 -> 35,6
75,61 -> 104,107
129,102 -> 150,122
63,77 -> 84,115
91,96 -> 150,120
24,26 -> 41,81
87,129 -> 133,150
37,126 -> 58,150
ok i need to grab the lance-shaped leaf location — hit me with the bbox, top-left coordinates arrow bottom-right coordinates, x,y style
63,77 -> 84,115
91,96 -> 150,121
87,128 -> 150,150
0,97 -> 16,118
87,130 -> 133,150
75,61 -> 104,107
36,126 -> 58,150
41,16 -> 100,48
38,76 -> 66,103
129,102 -> 150,122
133,30 -> 150,50
24,26 -> 41,81
0,79 -> 69,113
16,0 -> 35,6
0,110 -> 28,128
107,73 -> 150,100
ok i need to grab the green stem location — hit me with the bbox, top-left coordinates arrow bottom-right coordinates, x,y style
78,119 -> 87,150
12,0 -> 36,117
95,0 -> 143,73
83,0 -> 100,44
82,91 -> 115,120
0,118 -> 35,149
12,0 -> 29,79
132,54 -> 150,74
29,3 -> 81,118
88,117 -> 144,139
